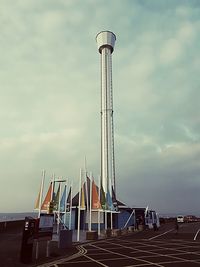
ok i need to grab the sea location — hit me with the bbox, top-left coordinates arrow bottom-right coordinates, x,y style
0,212 -> 38,222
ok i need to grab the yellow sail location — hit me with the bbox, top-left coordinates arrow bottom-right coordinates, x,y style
80,184 -> 86,209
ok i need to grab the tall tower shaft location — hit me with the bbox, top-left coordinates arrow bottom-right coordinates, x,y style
96,31 -> 116,195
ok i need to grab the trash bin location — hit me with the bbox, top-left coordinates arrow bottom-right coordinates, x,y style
20,217 -> 36,263
59,229 -> 72,249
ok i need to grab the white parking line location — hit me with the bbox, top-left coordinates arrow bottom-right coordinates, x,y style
118,239 -> 200,255
148,229 -> 174,240
83,254 -> 109,267
101,239 -> 200,265
194,229 -> 200,241
88,243 -> 165,267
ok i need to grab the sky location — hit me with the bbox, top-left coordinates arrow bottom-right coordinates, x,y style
0,0 -> 200,215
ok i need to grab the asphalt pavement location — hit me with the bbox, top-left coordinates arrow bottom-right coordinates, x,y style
37,222 -> 200,267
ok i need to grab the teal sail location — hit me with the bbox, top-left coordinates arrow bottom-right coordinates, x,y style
60,185 -> 67,212
106,190 -> 115,211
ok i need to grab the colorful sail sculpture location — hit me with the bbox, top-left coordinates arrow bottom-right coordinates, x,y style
66,186 -> 71,212
100,183 -> 107,210
86,176 -> 91,209
80,183 -> 86,210
41,182 -> 53,211
60,185 -> 66,212
92,180 -> 102,209
106,190 -> 115,211
112,186 -> 118,211
53,184 -> 60,211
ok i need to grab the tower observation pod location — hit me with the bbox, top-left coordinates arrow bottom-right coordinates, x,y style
96,31 -> 116,196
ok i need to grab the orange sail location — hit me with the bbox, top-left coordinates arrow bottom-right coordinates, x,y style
41,183 -> 53,210
92,180 -> 102,209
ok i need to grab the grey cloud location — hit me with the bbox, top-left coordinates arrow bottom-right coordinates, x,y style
0,0 -> 200,214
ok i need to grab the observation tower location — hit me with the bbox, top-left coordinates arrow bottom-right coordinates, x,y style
96,31 -> 116,197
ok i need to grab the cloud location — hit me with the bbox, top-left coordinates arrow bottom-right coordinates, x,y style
117,141 -> 200,212
0,0 -> 200,214
160,38 -> 183,64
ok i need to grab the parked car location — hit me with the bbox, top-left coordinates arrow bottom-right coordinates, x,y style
177,215 -> 184,223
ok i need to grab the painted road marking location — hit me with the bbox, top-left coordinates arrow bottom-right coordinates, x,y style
88,243 -> 165,267
36,245 -> 86,267
121,239 -> 200,256
125,260 -> 189,267
113,238 -> 200,255
37,239 -> 200,267
82,253 -> 109,267
37,225 -> 200,267
148,229 -> 174,240
194,228 -> 200,241
101,239 -> 200,265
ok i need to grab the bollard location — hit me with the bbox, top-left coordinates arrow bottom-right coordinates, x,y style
128,226 -> 134,233
86,230 -> 98,240
112,229 -> 121,237
59,230 -> 73,249
105,228 -> 112,238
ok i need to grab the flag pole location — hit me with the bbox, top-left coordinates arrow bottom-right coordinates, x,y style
69,181 -> 73,230
51,174 -> 56,224
111,202 -> 113,230
64,180 -> 68,227
38,169 -> 45,218
85,173 -> 89,230
51,173 -> 55,201
98,175 -> 101,236
89,172 -> 92,231
77,169 -> 82,242
57,180 -> 62,234
36,169 -> 45,261
105,192 -> 107,230
85,156 -> 90,230
84,156 -> 89,227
